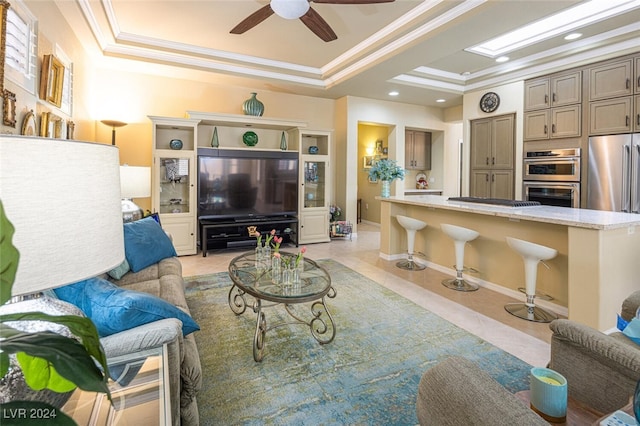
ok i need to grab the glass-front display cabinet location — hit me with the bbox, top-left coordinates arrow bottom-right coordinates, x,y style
298,130 -> 331,243
158,156 -> 192,214
150,116 -> 199,255
303,160 -> 326,208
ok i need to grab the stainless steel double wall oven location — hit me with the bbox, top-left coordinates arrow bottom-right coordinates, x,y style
523,148 -> 581,208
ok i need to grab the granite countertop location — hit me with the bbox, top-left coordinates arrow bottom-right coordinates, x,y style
380,194 -> 640,230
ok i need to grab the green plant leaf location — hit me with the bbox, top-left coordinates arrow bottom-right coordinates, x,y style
1,331 -> 109,395
0,312 -> 109,377
0,201 -> 20,305
16,353 -> 77,393
0,351 -> 9,378
0,401 -> 76,426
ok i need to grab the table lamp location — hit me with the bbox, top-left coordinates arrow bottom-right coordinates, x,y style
120,165 -> 151,223
0,136 -> 124,299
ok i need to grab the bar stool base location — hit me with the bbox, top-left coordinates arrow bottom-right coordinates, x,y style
517,287 -> 554,300
442,278 -> 478,292
396,260 -> 425,271
504,303 -> 557,323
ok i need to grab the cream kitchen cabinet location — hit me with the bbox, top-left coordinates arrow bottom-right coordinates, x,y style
405,130 -> 431,170
470,170 -> 514,200
470,115 -> 514,199
524,106 -> 581,140
589,97 -> 633,135
524,71 -> 581,111
470,115 -> 514,169
589,59 -> 633,101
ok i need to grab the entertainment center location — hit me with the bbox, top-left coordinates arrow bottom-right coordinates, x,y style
150,112 -> 332,256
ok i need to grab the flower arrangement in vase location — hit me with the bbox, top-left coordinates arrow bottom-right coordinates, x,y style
329,204 -> 342,222
368,159 -> 405,198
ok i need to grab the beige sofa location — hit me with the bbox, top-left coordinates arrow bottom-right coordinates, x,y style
416,291 -> 640,425
103,256 -> 202,426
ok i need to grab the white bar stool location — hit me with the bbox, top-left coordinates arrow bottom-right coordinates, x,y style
504,237 -> 558,322
441,224 -> 480,292
395,215 -> 427,271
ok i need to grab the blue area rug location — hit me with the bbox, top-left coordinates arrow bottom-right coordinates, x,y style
184,259 -> 531,425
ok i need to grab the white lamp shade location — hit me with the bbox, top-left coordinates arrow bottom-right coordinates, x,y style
271,0 -> 309,19
120,165 -> 151,199
0,137 -> 124,296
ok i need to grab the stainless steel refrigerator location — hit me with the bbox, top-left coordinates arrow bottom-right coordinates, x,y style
587,134 -> 640,213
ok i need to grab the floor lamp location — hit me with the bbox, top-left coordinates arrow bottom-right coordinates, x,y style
100,120 -> 127,145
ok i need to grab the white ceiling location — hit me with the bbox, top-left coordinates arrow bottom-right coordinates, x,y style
55,0 -> 640,108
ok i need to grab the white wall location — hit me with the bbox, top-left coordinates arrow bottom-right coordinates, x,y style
337,96 -> 463,227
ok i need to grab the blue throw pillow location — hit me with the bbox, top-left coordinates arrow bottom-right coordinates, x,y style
124,216 -> 177,272
54,277 -> 199,337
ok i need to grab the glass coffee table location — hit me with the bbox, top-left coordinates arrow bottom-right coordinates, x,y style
228,251 -> 337,362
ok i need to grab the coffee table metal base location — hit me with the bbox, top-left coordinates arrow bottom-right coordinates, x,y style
228,284 -> 337,362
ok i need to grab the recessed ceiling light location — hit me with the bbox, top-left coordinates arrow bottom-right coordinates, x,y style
436,99 -> 446,103
388,91 -> 399,96
496,56 -> 509,63
564,33 -> 582,41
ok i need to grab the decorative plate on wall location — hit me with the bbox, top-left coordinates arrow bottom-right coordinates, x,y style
242,131 -> 258,146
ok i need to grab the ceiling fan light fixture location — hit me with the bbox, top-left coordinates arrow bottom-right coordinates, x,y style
271,0 -> 310,20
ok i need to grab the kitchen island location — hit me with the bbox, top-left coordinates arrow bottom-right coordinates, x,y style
380,195 -> 640,331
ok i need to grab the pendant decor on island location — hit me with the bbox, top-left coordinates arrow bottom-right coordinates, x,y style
280,132 -> 287,150
211,127 -> 219,148
242,92 -> 264,117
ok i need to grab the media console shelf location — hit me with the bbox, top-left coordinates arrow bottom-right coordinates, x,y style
199,216 -> 299,257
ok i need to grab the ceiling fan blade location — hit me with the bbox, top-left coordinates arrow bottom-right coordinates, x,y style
300,7 -> 337,42
230,4 -> 274,34
312,0 -> 395,4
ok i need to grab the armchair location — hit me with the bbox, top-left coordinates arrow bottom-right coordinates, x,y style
416,291 -> 640,425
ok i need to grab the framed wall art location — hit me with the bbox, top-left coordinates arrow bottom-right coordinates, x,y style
375,139 -> 383,155
3,88 -> 15,127
40,111 -> 62,138
40,54 -> 65,108
363,155 -> 375,169
21,109 -> 37,135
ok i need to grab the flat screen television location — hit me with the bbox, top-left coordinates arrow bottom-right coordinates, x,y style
197,149 -> 298,221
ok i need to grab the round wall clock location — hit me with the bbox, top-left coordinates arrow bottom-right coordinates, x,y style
479,92 -> 500,113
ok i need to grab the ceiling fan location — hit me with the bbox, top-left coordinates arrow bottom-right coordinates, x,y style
230,0 -> 396,42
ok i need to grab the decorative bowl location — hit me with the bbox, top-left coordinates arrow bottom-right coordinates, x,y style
169,139 -> 183,150
308,146 -> 319,154
242,131 -> 258,147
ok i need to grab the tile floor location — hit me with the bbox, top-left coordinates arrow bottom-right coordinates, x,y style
179,222 -> 551,367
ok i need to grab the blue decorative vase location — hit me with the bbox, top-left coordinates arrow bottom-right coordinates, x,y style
381,180 -> 391,198
308,146 -> 319,154
242,92 -> 264,117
